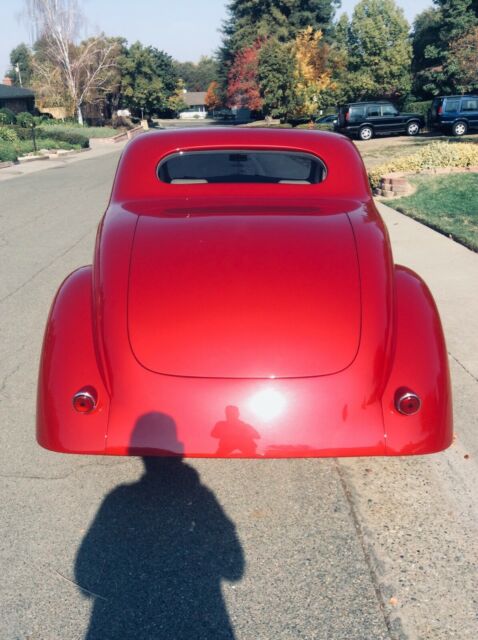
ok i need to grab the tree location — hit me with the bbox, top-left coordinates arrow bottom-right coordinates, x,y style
205,81 -> 223,110
6,44 -> 34,87
119,42 -> 179,117
218,0 -> 339,94
411,8 -> 443,98
411,0 -> 478,97
174,57 -> 218,91
347,0 -> 412,101
226,40 -> 263,110
293,27 -> 333,116
447,26 -> 478,93
22,0 -> 119,123
258,39 -> 298,118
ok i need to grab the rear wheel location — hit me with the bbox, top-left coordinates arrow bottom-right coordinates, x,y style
452,121 -> 467,136
358,126 -> 373,141
406,121 -> 420,136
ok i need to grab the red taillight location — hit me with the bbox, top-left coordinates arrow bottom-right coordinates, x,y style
437,105 -> 443,115
345,110 -> 350,122
73,388 -> 97,413
395,388 -> 421,416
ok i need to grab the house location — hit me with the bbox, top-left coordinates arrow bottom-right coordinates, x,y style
0,80 -> 35,114
183,91 -> 207,112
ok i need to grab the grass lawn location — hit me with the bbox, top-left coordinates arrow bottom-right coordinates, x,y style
383,173 -> 478,251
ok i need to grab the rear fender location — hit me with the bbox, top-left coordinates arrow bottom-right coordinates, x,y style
383,266 -> 453,454
36,267 -> 109,453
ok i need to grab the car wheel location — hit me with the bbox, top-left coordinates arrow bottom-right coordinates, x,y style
452,121 -> 467,136
406,121 -> 420,136
358,126 -> 373,141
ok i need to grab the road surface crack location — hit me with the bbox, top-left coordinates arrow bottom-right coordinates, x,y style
0,228 -> 93,305
448,352 -> 478,384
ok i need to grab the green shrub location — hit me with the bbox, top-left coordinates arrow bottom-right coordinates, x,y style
16,111 -> 35,127
0,141 -> 18,162
36,127 -> 89,147
295,122 -> 334,131
0,108 -> 16,125
0,126 -> 19,142
368,141 -> 478,189
9,125 -> 33,140
403,100 -> 432,119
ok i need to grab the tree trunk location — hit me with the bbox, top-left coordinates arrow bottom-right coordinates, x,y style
77,106 -> 84,126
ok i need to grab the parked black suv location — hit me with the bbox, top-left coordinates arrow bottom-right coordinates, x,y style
335,101 -> 424,140
429,95 -> 478,136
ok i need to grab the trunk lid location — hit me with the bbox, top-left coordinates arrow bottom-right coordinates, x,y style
128,211 -> 361,378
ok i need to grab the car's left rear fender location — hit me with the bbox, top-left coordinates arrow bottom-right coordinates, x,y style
36,267 -> 110,453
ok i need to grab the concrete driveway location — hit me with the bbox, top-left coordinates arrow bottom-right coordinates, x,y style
0,147 -> 477,639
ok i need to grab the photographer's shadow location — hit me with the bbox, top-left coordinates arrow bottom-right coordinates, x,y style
75,413 -> 244,639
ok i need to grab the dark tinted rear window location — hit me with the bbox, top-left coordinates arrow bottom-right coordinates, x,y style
157,151 -> 326,184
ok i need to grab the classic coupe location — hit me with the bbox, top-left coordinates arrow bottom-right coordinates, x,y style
37,128 -> 452,457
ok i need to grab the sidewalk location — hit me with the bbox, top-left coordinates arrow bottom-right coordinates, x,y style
0,140 -> 127,183
377,201 -> 478,382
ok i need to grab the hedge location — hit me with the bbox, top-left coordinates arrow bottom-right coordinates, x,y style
368,141 -> 478,189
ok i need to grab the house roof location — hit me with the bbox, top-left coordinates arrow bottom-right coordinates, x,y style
183,91 -> 206,107
0,84 -> 35,99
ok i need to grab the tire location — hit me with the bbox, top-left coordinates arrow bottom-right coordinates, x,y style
358,126 -> 373,141
406,121 -> 420,136
452,121 -> 467,136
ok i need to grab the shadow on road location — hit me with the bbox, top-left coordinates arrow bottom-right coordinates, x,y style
75,413 -> 244,639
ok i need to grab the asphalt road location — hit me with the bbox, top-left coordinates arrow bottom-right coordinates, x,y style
0,146 -> 477,640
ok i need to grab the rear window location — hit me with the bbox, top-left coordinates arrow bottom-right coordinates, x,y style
157,151 -> 326,184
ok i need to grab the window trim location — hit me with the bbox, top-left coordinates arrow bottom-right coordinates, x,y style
157,149 -> 328,185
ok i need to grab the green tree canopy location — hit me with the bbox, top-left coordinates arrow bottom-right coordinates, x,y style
173,56 -> 218,91
120,42 -> 179,116
258,39 -> 298,118
7,43 -> 34,87
347,0 -> 412,101
412,0 -> 478,97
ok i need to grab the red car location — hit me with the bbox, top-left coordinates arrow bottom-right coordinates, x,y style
37,129 -> 452,457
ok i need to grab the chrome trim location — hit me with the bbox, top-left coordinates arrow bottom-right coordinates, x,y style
72,390 -> 97,413
396,391 -> 421,415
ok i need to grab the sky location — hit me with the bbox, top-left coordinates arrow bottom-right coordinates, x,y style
1,0 -> 434,78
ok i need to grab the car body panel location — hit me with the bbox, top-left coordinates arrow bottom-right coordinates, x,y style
128,210 -> 361,378
37,129 -> 452,457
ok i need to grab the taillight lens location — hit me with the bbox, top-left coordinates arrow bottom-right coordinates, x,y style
73,388 -> 97,413
345,110 -> 350,122
437,105 -> 443,115
395,388 -> 421,415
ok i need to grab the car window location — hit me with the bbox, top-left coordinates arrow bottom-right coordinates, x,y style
157,151 -> 327,184
461,98 -> 478,112
366,105 -> 381,117
444,99 -> 461,113
381,105 -> 397,116
349,106 -> 365,120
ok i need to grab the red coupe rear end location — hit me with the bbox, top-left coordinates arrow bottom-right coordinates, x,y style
37,129 -> 452,457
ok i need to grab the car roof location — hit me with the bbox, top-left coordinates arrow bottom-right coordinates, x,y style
436,95 -> 478,99
111,128 -> 371,203
341,101 -> 393,106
